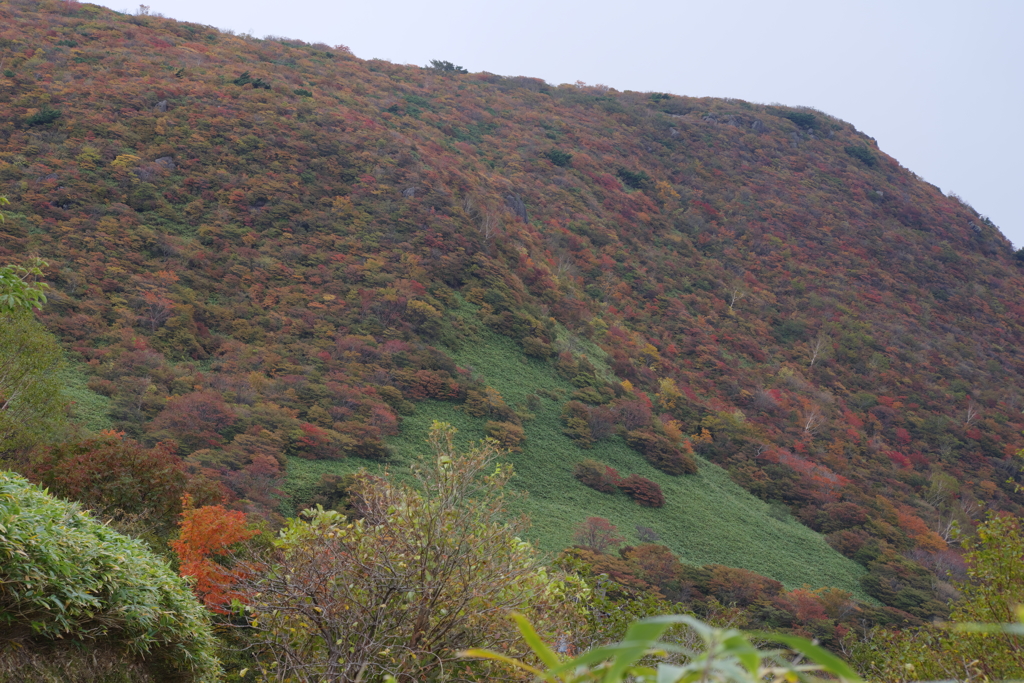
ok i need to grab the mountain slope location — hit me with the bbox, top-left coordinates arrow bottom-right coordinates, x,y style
1,1 -> 1022,618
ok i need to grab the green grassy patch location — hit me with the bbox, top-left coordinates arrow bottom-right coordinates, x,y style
58,358 -> 112,434
284,323 -> 869,600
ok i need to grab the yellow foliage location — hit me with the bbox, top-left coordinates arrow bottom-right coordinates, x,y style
655,180 -> 680,202
76,146 -> 101,169
691,428 -> 713,444
110,154 -> 141,170
407,299 -> 441,319
662,419 -> 684,443
657,377 -> 682,411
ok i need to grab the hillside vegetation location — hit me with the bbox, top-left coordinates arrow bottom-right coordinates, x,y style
1,0 -> 1023,633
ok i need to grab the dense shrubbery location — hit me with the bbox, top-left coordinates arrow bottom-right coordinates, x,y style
0,472 -> 219,681
625,429 -> 698,475
28,434 -> 224,536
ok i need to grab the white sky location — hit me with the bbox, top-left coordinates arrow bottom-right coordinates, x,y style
98,0 -> 1024,247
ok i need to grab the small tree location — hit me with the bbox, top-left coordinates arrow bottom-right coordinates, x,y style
1,257 -> 67,455
573,459 -> 619,493
428,59 -> 468,74
573,516 -> 624,554
171,495 -> 257,613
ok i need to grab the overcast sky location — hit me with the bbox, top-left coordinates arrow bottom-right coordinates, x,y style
98,0 -> 1024,247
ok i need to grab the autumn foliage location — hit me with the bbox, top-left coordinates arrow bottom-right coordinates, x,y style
0,0 -> 1021,629
170,495 -> 258,613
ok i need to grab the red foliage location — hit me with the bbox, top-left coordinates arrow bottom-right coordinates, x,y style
622,543 -> 681,588
573,516 -> 624,554
149,390 -> 237,451
29,435 -> 223,529
773,588 -> 829,623
170,495 -> 258,613
617,474 -> 666,507
705,565 -> 783,607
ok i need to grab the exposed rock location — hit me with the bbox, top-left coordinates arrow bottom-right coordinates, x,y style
505,193 -> 528,222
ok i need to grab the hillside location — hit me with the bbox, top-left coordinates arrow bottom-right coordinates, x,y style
2,0 -> 1023,623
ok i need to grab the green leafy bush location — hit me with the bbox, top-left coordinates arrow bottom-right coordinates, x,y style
844,145 -> 877,167
428,59 -> 468,74
616,167 -> 651,190
24,108 -> 61,126
778,110 -> 817,129
546,149 -> 573,167
0,472 -> 219,681
232,71 -> 270,89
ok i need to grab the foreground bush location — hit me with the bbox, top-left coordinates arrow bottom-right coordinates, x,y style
0,472 -> 219,682
850,514 -> 1024,680
465,612 -> 862,682
239,423 -> 586,682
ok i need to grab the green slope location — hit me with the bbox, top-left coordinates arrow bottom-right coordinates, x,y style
286,319 -> 869,600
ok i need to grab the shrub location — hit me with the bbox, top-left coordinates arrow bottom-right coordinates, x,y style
522,335 -> 554,358
232,71 -> 270,89
616,167 -> 650,190
573,459 -> 620,493
0,472 -> 219,681
778,110 -> 817,129
28,435 -> 223,535
705,564 -> 784,607
545,149 -> 573,167
484,420 -> 526,450
293,88 -> 312,97
621,543 -> 681,588
562,400 -> 594,447
464,387 -> 519,422
428,59 -> 468,74
625,429 -> 698,475
845,145 -> 877,167
617,474 -> 665,507
24,108 -> 62,126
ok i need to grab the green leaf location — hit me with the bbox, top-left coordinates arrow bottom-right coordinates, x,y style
459,648 -> 544,678
755,633 -> 863,682
510,612 -> 562,670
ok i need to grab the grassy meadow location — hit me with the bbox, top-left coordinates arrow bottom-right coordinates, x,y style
285,321 -> 870,600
